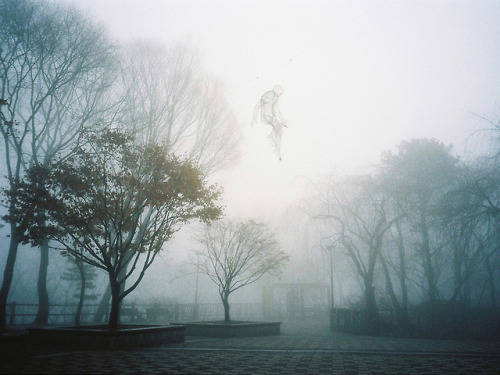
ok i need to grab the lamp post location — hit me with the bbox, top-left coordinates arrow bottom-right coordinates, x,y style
321,239 -> 338,332
328,244 -> 335,331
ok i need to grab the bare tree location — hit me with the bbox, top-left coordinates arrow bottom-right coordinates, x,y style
0,0 -> 115,331
116,41 -> 241,174
378,215 -> 413,335
468,115 -> 500,334
194,220 -> 289,323
445,159 -> 500,321
440,205 -> 486,304
313,174 -> 399,335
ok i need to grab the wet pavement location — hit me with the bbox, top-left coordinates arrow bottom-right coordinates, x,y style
1,320 -> 500,374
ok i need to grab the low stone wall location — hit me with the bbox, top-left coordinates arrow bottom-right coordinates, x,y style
172,321 -> 282,338
28,324 -> 185,349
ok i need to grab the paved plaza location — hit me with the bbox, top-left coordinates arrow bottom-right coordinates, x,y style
1,320 -> 500,374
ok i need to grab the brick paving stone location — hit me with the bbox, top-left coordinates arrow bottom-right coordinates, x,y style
1,321 -> 500,374
3,348 -> 500,374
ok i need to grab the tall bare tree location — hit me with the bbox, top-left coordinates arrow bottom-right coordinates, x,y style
447,155 -> 500,328
378,215 -> 413,335
0,0 -> 115,330
313,174 -> 399,335
116,41 -> 241,174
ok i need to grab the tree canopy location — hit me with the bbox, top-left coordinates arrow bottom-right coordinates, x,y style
194,219 -> 289,323
8,128 -> 223,328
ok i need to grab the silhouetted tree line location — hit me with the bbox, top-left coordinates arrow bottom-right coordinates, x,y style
307,137 -> 500,339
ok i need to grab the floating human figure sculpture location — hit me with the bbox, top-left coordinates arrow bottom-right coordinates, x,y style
251,85 -> 287,161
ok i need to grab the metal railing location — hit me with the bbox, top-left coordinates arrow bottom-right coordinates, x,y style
5,302 -> 268,326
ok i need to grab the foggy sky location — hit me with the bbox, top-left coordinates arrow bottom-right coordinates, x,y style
63,0 -> 500,221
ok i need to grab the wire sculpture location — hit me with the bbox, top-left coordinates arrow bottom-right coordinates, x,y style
251,85 -> 288,161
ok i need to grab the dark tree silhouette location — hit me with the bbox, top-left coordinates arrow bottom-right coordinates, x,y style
313,174 -> 399,335
0,0 -> 115,330
7,129 -> 222,329
380,138 -> 460,330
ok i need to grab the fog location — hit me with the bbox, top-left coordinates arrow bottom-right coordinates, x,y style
1,0 -> 500,338
68,0 -> 500,219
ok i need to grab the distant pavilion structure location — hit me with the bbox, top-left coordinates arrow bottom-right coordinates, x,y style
262,283 -> 330,319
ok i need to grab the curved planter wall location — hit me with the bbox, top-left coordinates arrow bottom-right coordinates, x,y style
28,324 -> 186,349
171,321 -> 282,337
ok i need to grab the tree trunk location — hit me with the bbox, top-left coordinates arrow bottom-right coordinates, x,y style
380,256 -> 413,336
483,251 -> 500,336
420,210 -> 438,330
395,220 -> 409,314
108,277 -> 121,330
222,293 -> 231,324
117,263 -> 128,325
34,239 -> 50,325
484,251 -> 497,315
363,282 -> 380,336
75,261 -> 86,326
0,225 -> 20,332
93,283 -> 111,323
